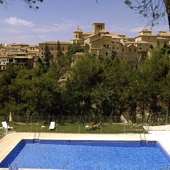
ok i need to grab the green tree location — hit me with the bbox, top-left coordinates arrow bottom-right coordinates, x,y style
57,41 -> 64,57
83,43 -> 90,53
161,44 -> 170,55
98,56 -> 134,121
139,48 -> 170,123
65,54 -> 102,119
67,43 -> 83,55
12,67 -> 62,122
0,65 -> 38,122
43,43 -> 52,72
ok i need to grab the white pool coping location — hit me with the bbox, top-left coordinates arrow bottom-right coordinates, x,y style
0,131 -> 170,165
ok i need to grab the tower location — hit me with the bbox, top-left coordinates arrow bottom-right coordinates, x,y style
92,23 -> 105,34
72,26 -> 83,44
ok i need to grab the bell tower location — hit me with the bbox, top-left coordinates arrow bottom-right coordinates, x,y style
93,23 -> 105,34
72,26 -> 83,44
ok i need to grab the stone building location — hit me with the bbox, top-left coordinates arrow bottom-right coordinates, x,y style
38,23 -> 170,66
0,43 -> 39,71
82,23 -> 170,65
1,22 -> 170,71
39,41 -> 72,60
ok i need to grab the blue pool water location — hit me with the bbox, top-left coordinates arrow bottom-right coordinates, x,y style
0,140 -> 170,170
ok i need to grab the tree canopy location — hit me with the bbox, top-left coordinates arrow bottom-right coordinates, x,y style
0,0 -> 43,9
1,47 -> 170,125
124,0 -> 170,29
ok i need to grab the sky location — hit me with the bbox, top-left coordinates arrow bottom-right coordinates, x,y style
0,0 -> 169,45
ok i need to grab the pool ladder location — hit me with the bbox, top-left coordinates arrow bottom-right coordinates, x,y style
33,132 -> 40,143
94,161 -> 100,170
140,131 -> 147,146
62,161 -> 68,170
160,165 -> 170,169
8,164 -> 18,170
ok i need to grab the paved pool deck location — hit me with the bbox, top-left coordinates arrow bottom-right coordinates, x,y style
0,131 -> 170,165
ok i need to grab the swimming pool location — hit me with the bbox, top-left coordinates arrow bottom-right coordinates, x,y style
0,139 -> 170,170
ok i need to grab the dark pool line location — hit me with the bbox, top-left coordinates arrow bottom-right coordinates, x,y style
29,138 -> 157,146
0,140 -> 26,167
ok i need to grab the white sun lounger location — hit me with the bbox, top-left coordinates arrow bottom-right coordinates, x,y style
2,121 -> 13,130
49,121 -> 55,130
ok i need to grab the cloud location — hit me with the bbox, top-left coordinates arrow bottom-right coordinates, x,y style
4,17 -> 34,27
33,25 -> 58,33
129,27 -> 146,33
109,24 -> 152,36
33,21 -> 76,33
56,18 -> 77,27
0,28 -> 24,33
109,25 -> 129,34
37,35 -> 47,39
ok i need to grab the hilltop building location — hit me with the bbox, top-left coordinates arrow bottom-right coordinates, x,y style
0,22 -> 170,71
39,22 -> 170,66
0,43 -> 39,70
82,23 -> 170,65
39,41 -> 72,60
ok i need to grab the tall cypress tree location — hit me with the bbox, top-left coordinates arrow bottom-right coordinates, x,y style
44,43 -> 52,71
57,41 -> 64,57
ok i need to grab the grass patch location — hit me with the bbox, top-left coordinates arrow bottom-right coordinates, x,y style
9,122 -> 144,134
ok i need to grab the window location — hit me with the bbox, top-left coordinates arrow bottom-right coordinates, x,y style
129,48 -> 131,52
51,47 -> 53,51
106,52 -> 108,56
97,25 -> 101,29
